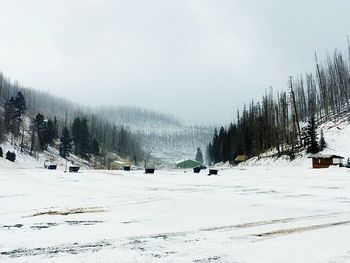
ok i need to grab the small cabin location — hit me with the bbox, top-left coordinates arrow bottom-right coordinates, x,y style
233,155 -> 247,165
308,154 -> 344,168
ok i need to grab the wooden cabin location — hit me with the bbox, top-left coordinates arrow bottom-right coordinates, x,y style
233,155 -> 247,165
308,154 -> 344,168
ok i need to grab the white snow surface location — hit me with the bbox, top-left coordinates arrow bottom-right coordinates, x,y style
2,119 -> 350,262
1,166 -> 350,262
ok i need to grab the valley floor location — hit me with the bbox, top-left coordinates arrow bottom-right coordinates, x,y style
1,166 -> 350,262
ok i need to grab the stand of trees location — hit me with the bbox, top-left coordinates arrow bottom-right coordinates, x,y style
0,89 -> 143,163
206,44 -> 350,164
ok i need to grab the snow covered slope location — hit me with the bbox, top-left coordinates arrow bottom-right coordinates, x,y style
242,118 -> 350,168
0,141 -> 89,170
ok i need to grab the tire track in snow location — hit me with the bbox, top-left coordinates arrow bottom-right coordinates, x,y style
254,220 -> 350,239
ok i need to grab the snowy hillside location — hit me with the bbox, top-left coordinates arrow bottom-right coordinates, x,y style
0,75 -> 212,165
241,117 -> 350,168
95,107 -> 213,165
0,140 -> 89,170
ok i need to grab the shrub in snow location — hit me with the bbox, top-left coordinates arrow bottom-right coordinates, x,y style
0,147 -> 3,157
6,151 -> 16,162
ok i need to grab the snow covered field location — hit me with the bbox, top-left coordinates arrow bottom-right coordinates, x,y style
1,165 -> 350,262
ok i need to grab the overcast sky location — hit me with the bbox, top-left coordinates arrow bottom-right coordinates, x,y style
1,0 -> 350,125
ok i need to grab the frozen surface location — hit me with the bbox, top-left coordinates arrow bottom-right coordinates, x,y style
1,166 -> 350,262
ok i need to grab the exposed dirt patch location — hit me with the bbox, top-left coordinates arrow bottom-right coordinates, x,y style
193,256 -> 221,262
30,207 -> 106,217
66,220 -> 103,225
31,222 -> 58,230
2,224 -> 23,229
0,240 -> 112,258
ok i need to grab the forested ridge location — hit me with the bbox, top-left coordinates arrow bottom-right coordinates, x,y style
0,75 -> 144,164
207,43 -> 350,164
0,73 -> 213,165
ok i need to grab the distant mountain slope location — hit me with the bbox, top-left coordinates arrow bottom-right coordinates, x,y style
0,72 -> 212,165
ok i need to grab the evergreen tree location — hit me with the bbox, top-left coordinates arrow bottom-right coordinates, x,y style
195,147 -> 204,163
80,118 -> 90,157
72,117 -> 82,155
4,97 -> 16,134
222,128 -> 232,162
71,117 -> 90,158
14,91 -> 27,136
0,146 -> 3,157
118,126 -> 128,156
34,113 -> 46,150
60,127 -> 73,158
0,115 -> 5,143
211,128 -> 221,164
303,116 -> 319,154
91,138 -> 100,155
53,116 -> 59,139
45,119 -> 55,146
218,127 -> 226,162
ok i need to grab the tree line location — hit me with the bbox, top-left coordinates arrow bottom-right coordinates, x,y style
0,90 -> 143,164
206,43 -> 350,164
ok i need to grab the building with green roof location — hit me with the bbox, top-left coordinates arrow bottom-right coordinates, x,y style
175,159 -> 204,169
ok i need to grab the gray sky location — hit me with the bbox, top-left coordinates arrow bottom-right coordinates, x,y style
1,0 -> 350,125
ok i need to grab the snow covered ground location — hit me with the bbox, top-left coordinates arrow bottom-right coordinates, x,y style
2,164 -> 350,262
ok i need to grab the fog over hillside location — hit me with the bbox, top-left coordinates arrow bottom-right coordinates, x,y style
0,72 -> 212,164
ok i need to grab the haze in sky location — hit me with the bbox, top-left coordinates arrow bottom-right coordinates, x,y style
1,0 -> 350,125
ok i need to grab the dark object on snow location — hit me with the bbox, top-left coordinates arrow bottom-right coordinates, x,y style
346,158 -> 350,168
6,151 -> 16,162
0,146 -> 3,157
308,154 -> 344,168
47,165 -> 57,170
123,166 -> 131,171
145,168 -> 155,174
208,169 -> 218,175
193,167 -> 201,173
69,166 -> 80,173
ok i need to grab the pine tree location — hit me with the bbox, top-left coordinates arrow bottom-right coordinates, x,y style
211,128 -> 221,164
91,138 -> 100,155
80,118 -> 90,157
14,91 -> 27,136
0,115 -> 5,143
53,117 -> 59,139
303,116 -> 319,154
72,117 -> 82,155
71,117 -> 90,158
195,147 -> 203,163
45,119 -> 55,146
4,97 -> 16,134
60,127 -> 73,158
34,113 -> 46,150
